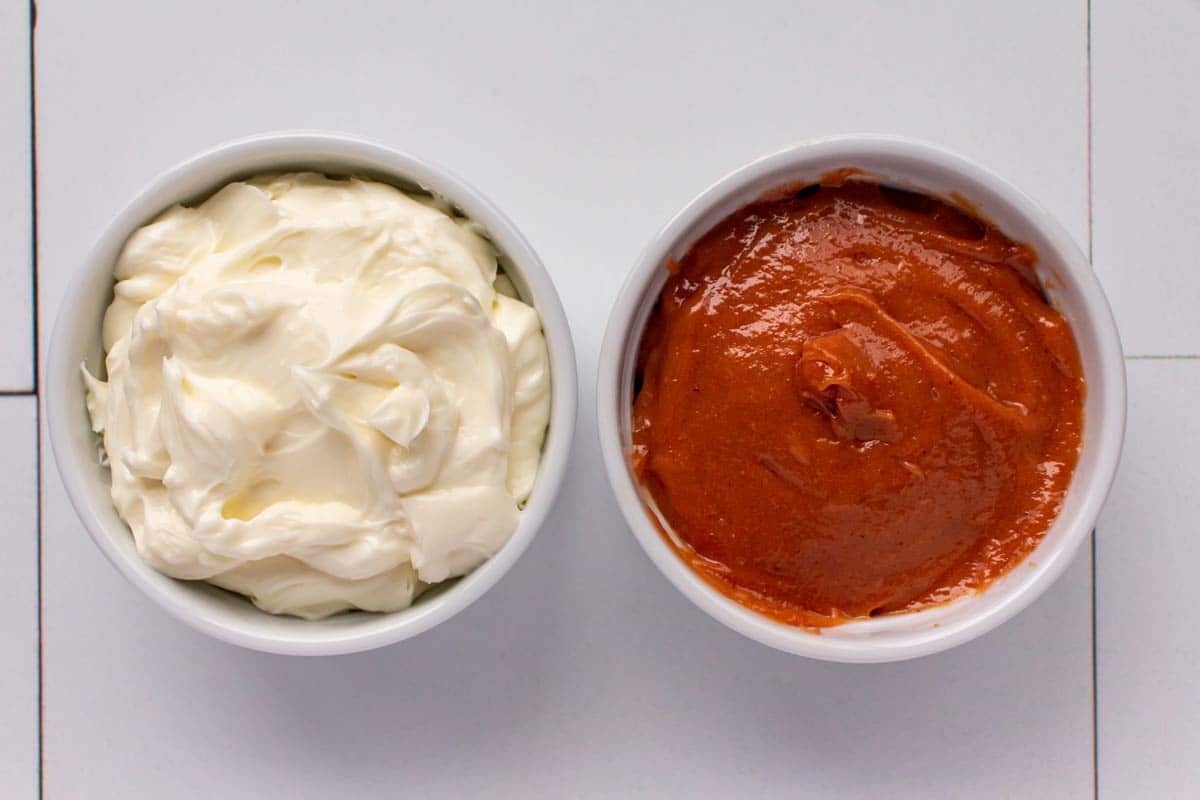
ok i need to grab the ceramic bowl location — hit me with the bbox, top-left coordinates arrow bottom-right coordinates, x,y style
48,132 -> 578,656
597,135 -> 1125,663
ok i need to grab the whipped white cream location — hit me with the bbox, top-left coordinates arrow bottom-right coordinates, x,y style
84,173 -> 551,619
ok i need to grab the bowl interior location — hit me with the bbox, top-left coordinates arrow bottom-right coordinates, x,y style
605,138 -> 1124,661
50,134 -> 576,655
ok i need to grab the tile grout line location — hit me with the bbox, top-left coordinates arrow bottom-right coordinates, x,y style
27,2 -> 38,398
1086,0 -> 1098,798
28,2 -> 43,799
1124,354 -> 1200,360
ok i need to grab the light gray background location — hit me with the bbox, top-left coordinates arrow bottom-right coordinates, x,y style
1,0 -> 1196,797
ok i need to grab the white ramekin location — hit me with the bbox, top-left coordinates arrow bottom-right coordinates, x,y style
48,132 -> 578,656
597,135 -> 1125,663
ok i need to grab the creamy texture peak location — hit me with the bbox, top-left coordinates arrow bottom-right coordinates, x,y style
84,173 -> 551,619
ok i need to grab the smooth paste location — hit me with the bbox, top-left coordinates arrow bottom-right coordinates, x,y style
632,179 -> 1084,626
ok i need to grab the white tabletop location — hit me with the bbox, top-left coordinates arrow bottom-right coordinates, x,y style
6,1 -> 1197,796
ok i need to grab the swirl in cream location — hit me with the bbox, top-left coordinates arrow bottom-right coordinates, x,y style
83,173 -> 551,619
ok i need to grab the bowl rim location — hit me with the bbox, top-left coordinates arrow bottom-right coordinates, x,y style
47,130 -> 578,655
596,133 -> 1126,663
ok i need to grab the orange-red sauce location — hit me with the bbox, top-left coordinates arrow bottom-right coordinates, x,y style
632,179 -> 1085,627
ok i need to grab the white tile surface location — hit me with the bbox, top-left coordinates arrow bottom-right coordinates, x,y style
1092,0 -> 1200,356
0,1 -> 33,389
36,1 -> 1094,797
0,396 -> 40,799
1097,360 -> 1200,797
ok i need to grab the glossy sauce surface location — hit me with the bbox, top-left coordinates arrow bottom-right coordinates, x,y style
632,180 -> 1085,626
